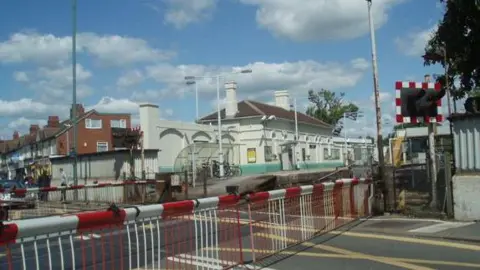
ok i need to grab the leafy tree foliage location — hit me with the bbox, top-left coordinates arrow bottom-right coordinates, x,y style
424,0 -> 480,100
306,89 -> 359,126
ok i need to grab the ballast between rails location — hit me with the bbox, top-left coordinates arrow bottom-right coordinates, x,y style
0,180 -> 160,195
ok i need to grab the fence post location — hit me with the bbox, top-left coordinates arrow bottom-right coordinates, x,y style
184,170 -> 189,200
444,153 -> 454,218
203,168 -> 208,198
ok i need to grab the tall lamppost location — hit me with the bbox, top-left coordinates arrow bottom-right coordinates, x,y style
186,80 -> 199,121
366,0 -> 390,210
71,0 -> 78,193
185,69 -> 252,178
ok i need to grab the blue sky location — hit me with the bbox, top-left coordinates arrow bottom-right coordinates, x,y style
0,0 -> 447,139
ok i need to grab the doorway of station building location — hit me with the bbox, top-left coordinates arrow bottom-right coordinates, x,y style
279,141 -> 296,171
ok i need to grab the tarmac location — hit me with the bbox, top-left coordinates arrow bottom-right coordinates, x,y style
256,216 -> 480,270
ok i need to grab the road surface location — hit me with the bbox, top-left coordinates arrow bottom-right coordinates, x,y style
258,223 -> 480,270
1,213 -> 479,269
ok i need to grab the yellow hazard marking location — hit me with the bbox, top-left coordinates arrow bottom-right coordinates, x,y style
254,233 -> 434,270
328,231 -> 480,251
203,247 -> 480,268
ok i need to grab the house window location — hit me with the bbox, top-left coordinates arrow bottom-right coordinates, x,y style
264,146 -> 273,162
111,119 -> 127,128
86,119 -> 102,129
97,142 -> 108,152
302,148 -> 306,161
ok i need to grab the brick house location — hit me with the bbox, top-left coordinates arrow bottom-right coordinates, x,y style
0,104 -> 132,177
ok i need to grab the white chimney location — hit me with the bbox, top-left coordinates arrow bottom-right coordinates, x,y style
274,90 -> 290,110
225,81 -> 238,118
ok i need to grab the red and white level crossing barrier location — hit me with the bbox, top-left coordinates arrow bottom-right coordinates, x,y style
0,178 -> 373,270
0,180 -> 161,220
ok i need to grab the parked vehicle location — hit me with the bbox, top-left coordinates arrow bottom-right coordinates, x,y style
0,180 -> 36,208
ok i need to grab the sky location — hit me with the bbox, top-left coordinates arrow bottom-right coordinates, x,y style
0,0 -> 450,139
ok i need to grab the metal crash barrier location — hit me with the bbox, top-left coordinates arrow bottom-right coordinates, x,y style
0,178 -> 373,270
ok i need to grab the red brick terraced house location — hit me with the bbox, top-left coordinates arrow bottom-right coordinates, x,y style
0,104 -> 131,178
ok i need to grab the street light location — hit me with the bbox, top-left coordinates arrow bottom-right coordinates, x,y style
186,81 -> 199,121
184,68 -> 252,178
71,0 -> 78,197
366,0 -> 389,210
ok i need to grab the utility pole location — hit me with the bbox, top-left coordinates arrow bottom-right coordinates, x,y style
366,0 -> 390,210
293,98 -> 299,169
71,0 -> 78,199
424,75 -> 438,209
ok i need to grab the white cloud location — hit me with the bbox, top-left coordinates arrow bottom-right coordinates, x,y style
32,64 -> 93,102
153,0 -> 218,29
89,97 -> 140,115
0,98 -> 62,117
165,108 -> 174,116
13,71 -> 29,82
117,70 -> 144,88
88,96 -> 173,125
395,25 -> 438,56
0,31 -> 174,66
239,0 -> 402,41
143,58 -> 370,99
8,117 -> 47,130
78,33 -> 175,65
370,91 -> 392,103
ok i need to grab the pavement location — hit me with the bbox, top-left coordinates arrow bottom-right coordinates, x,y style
1,212 -> 479,269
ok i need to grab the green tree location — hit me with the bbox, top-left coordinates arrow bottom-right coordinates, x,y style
423,0 -> 480,100
306,89 -> 359,126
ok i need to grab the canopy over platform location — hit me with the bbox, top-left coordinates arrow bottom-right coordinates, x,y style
173,142 -> 241,173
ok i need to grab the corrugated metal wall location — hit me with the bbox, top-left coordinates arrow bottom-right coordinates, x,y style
50,150 -> 159,185
453,116 -> 480,172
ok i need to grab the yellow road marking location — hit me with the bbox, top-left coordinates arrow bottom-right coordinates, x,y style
254,233 -> 433,270
204,247 -> 480,268
329,231 -> 480,251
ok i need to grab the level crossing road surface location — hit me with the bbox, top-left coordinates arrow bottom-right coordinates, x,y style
1,213 -> 479,269
258,218 -> 480,270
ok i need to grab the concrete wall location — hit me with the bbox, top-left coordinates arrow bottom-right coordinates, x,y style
451,115 -> 480,221
453,116 -> 480,172
453,175 -> 480,221
50,149 -> 159,185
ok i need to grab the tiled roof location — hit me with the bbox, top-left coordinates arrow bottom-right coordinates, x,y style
199,100 -> 331,128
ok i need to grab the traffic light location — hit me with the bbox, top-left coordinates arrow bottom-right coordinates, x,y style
464,97 -> 480,113
395,81 -> 445,123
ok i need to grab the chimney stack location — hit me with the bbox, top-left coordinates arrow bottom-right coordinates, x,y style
13,131 -> 19,140
47,116 -> 60,128
70,104 -> 85,119
424,74 -> 431,83
225,81 -> 238,118
274,90 -> 290,111
29,124 -> 39,135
